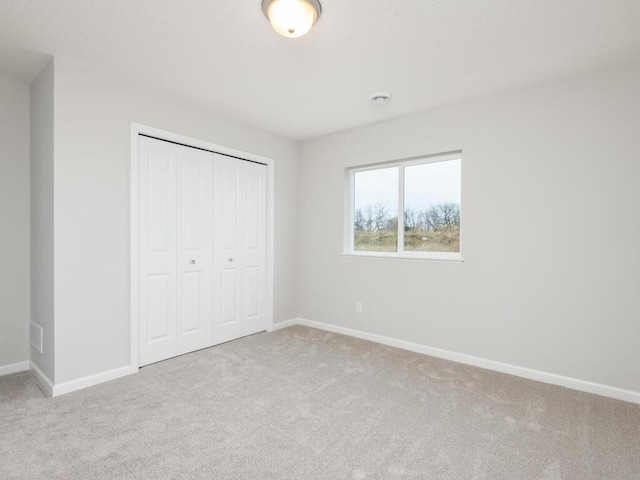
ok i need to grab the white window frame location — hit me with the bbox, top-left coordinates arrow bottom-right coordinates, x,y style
343,151 -> 463,262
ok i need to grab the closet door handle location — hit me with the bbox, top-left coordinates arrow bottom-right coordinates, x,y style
190,260 -> 196,265
228,258 -> 233,263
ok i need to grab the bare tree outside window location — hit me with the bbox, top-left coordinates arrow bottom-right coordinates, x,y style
403,160 -> 460,253
353,167 -> 398,252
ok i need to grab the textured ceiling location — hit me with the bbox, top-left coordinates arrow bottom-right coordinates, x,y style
0,0 -> 639,139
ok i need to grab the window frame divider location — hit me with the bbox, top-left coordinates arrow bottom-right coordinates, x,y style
397,165 -> 405,254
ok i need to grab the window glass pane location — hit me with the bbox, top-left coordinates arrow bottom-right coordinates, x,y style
354,167 -> 399,252
403,159 -> 461,253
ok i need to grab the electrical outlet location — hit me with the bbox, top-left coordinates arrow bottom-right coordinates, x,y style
356,302 -> 363,314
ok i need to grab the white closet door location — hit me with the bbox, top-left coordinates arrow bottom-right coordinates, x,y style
241,161 -> 267,337
213,155 -> 267,344
139,137 -> 214,366
139,137 -> 178,366
176,146 -> 213,355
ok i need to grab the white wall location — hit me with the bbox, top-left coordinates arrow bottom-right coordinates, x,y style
29,60 -> 56,381
0,74 -> 30,369
52,57 -> 298,384
298,64 -> 640,394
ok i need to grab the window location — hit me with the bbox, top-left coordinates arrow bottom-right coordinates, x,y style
346,152 -> 462,260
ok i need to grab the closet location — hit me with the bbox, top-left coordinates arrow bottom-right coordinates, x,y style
137,135 -> 266,367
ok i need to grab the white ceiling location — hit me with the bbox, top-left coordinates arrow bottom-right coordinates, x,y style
0,0 -> 639,140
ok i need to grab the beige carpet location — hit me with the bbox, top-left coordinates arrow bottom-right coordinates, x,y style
1,325 -> 639,479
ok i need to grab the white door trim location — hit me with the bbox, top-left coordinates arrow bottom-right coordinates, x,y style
130,123 -> 276,373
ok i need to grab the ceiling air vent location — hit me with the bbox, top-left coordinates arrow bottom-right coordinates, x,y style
370,92 -> 391,105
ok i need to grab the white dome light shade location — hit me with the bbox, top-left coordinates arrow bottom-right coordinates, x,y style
262,0 -> 322,38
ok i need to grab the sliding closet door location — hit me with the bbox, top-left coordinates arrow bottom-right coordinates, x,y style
139,137 -> 213,366
241,161 -> 267,337
139,137 -> 178,366
138,135 -> 267,367
213,155 -> 267,344
176,146 -> 213,355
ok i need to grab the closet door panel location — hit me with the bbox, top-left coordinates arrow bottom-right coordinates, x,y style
241,162 -> 267,337
243,266 -> 260,319
176,147 -> 213,354
221,166 -> 240,251
147,274 -> 174,341
180,271 -> 203,333
139,137 -> 178,366
213,155 -> 245,343
221,269 -> 238,324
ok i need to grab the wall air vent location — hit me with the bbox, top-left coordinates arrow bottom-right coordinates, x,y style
30,322 -> 43,354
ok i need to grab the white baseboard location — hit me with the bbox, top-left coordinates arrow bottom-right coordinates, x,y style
268,318 -> 298,332
294,318 -> 640,405
52,365 -> 132,397
0,360 -> 30,377
24,318 -> 638,403
29,361 -> 54,397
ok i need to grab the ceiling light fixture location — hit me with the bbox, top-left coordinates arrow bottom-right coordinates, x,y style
262,0 -> 322,38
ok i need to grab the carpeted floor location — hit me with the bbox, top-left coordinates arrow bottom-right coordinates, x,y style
1,325 -> 639,479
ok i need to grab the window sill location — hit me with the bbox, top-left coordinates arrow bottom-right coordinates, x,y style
340,251 -> 464,262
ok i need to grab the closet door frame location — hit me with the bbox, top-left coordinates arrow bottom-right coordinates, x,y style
129,123 -> 275,373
